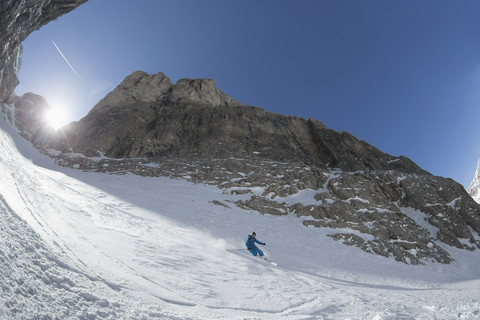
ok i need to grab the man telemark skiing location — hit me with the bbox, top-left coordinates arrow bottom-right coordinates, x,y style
245,232 -> 266,257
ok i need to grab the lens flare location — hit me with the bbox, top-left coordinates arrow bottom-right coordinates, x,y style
45,106 -> 69,130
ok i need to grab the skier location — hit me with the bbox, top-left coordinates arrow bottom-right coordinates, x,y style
245,232 -> 266,257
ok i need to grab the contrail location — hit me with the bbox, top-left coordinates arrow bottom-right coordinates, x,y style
52,40 -> 86,86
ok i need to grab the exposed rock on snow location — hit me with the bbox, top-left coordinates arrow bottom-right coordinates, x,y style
17,70 -> 477,265
37,150 -> 480,265
9,69 -> 480,265
468,158 -> 480,203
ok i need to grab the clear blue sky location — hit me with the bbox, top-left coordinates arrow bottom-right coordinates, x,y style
16,0 -> 480,188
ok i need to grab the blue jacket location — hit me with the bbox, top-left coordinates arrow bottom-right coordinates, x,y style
245,235 -> 265,249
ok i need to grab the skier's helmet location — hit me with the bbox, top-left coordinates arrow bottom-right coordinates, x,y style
251,232 -> 256,237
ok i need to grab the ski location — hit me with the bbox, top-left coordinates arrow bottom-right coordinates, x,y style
259,256 -> 278,266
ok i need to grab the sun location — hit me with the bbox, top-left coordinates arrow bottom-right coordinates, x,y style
45,106 -> 69,131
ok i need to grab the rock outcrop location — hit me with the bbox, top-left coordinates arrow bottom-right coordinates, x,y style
20,70 -> 479,265
12,93 -> 56,144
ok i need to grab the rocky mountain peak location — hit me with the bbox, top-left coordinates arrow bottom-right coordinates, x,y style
169,77 -> 241,107
91,71 -> 240,115
99,71 -> 172,105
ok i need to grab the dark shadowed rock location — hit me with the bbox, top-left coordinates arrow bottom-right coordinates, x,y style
13,93 -> 56,144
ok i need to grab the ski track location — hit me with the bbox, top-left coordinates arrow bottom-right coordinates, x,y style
2,119 -> 480,319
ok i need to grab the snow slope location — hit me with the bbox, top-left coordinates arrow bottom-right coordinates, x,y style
468,158 -> 480,203
2,115 -> 480,319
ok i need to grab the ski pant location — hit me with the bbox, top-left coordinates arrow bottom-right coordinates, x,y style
247,246 -> 264,257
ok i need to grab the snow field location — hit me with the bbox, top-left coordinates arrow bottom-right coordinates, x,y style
2,117 -> 480,319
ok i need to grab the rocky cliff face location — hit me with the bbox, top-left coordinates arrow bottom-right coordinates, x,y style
12,92 -> 57,144
20,70 -> 478,265
50,71 -> 424,173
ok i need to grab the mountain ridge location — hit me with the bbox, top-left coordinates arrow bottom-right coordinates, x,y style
46,71 -> 426,174
10,70 -> 480,265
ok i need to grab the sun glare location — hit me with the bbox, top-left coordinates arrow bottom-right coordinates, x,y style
45,106 -> 69,131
